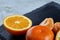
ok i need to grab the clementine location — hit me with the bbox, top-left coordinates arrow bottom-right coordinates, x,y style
26,25 -> 54,40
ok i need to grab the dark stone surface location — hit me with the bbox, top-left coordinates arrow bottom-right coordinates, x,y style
0,34 -> 6,40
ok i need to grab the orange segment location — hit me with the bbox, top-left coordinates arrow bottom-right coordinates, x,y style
3,15 -> 32,35
39,18 -> 54,30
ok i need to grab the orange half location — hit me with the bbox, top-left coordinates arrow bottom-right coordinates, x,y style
3,15 -> 32,35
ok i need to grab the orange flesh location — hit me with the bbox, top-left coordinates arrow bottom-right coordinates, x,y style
6,16 -> 29,29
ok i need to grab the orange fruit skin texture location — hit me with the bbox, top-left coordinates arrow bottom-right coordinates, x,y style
26,25 -> 54,40
4,26 -> 29,35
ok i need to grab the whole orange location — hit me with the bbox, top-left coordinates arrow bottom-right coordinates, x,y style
26,25 -> 54,40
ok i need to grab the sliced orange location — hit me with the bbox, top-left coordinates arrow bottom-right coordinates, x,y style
39,18 -> 54,30
56,30 -> 60,40
3,15 -> 32,35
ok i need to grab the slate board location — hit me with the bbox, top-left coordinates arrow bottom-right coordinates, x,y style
0,1 -> 60,40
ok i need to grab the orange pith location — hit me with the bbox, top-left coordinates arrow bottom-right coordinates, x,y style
6,16 -> 29,29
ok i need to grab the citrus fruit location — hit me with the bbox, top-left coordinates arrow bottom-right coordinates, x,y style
56,30 -> 60,40
3,15 -> 32,35
53,22 -> 60,34
40,18 -> 54,30
26,25 -> 54,40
